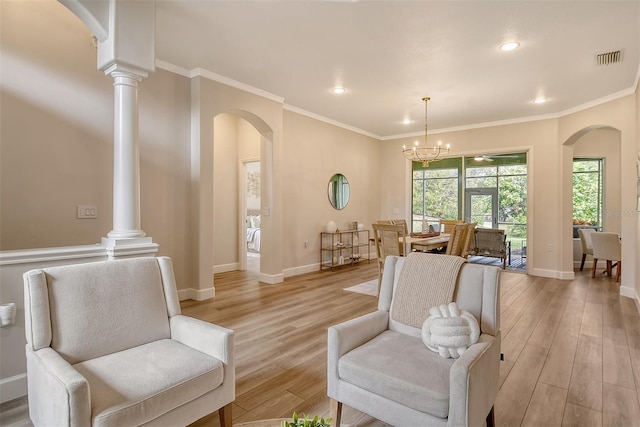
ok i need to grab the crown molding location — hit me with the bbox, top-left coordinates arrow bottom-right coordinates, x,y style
283,104 -> 380,139
156,59 -> 639,142
381,84 -> 638,141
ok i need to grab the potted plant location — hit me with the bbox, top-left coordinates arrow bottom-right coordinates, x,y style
283,412 -> 332,427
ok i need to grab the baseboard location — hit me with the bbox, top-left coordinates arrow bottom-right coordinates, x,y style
177,287 -> 215,301
283,263 -> 320,278
258,272 -> 284,284
213,263 -> 239,274
0,373 -> 27,403
620,285 -> 640,311
573,260 -> 593,270
529,268 -> 574,280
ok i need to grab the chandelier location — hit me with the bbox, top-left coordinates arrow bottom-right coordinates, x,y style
402,97 -> 450,167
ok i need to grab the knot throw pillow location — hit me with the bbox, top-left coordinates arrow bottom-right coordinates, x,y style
421,302 -> 480,359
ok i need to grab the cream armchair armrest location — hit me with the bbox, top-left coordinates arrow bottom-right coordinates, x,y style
26,347 -> 91,427
170,315 -> 234,364
327,310 -> 389,397
448,331 -> 501,427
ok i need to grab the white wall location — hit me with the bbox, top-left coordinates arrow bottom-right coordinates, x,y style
282,111 -> 380,273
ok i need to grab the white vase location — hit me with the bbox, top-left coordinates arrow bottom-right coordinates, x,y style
326,220 -> 337,233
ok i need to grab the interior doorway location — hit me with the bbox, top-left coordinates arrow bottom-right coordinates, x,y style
244,160 -> 261,273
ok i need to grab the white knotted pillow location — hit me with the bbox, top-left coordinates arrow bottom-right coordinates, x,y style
421,302 -> 480,359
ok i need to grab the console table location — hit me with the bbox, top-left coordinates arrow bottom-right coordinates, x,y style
320,229 -> 370,270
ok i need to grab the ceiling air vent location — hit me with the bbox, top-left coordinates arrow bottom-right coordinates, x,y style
596,50 -> 622,65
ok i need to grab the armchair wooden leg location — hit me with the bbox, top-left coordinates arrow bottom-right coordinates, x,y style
330,399 -> 342,427
486,405 -> 495,427
616,260 -> 621,282
580,253 -> 586,271
592,259 -> 598,278
219,403 -> 232,427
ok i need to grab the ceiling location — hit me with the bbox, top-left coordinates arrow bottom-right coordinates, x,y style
155,1 -> 640,139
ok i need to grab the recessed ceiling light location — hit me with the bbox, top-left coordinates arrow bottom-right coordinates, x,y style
534,97 -> 546,104
402,118 -> 411,125
332,87 -> 346,94
499,41 -> 520,51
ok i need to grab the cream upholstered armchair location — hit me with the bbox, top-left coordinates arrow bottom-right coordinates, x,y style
328,254 -> 501,427
23,257 -> 234,427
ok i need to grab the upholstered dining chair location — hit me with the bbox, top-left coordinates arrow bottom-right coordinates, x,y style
577,228 -> 596,271
328,253 -> 501,427
372,223 -> 407,295
23,256 -> 235,427
591,231 -> 622,282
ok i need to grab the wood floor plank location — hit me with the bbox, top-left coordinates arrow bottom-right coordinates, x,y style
602,299 -> 625,328
528,285 -> 571,349
495,344 -> 548,427
557,294 -> 587,338
568,335 -> 603,411
501,288 -> 554,362
580,301 -> 603,338
500,277 -> 547,337
521,382 -> 567,427
602,382 -> 640,427
602,325 -> 635,390
539,330 -> 579,389
499,359 -> 515,389
562,402 -> 602,427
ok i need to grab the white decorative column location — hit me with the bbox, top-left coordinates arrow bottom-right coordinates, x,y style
101,65 -> 157,259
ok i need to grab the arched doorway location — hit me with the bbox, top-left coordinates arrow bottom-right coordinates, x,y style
562,125 -> 621,276
212,111 -> 273,277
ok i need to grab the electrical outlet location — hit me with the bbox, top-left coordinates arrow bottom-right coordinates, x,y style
547,243 -> 553,252
77,205 -> 98,219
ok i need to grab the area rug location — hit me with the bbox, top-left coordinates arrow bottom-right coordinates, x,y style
343,279 -> 378,297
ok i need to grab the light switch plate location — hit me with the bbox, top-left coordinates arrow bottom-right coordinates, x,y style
77,205 -> 98,219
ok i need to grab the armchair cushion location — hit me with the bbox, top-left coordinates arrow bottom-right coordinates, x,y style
73,339 -> 223,427
339,330 -> 454,418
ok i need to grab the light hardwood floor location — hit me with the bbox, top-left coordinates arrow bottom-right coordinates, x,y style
2,262 -> 640,427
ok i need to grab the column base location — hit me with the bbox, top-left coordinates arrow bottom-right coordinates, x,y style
101,237 -> 159,260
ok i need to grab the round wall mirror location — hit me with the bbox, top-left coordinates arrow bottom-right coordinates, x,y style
328,173 -> 350,210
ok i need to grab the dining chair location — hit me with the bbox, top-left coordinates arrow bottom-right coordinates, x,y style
439,219 -> 465,234
445,224 -> 467,256
591,231 -> 621,282
372,223 -> 407,295
391,219 -> 409,235
577,228 -> 596,271
375,219 -> 394,225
